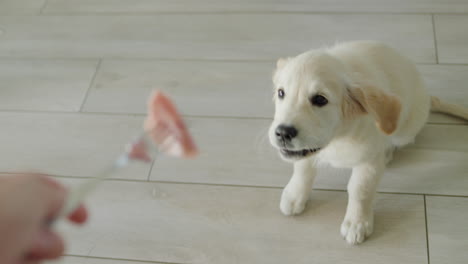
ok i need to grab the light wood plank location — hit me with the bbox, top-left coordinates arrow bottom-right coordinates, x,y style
43,0 -> 468,14
0,112 -> 150,180
380,149 -> 468,195
47,256 -> 161,264
0,59 -> 98,111
426,196 -> 468,264
0,0 -> 45,14
0,15 -> 434,62
434,15 -> 468,64
82,60 -> 274,117
57,179 -> 427,264
414,124 -> 468,151
419,64 -> 468,124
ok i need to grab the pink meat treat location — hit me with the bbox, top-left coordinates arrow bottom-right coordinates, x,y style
127,139 -> 152,162
141,91 -> 198,158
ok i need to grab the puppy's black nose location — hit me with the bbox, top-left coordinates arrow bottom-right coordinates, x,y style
275,125 -> 298,141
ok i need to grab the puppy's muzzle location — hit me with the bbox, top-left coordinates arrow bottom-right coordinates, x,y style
275,125 -> 298,143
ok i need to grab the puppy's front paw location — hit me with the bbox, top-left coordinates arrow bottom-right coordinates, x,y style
340,216 -> 374,245
280,186 -> 308,216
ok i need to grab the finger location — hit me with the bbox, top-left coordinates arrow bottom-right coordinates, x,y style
27,229 -> 65,260
35,175 -> 68,220
67,204 -> 88,224
36,174 -> 65,190
22,261 -> 40,264
36,175 -> 88,224
12,174 -> 67,222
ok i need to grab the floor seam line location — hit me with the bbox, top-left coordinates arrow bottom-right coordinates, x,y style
0,109 -> 466,126
5,173 -> 468,197
39,0 -> 49,14
65,254 -> 187,264
26,11 -> 468,16
424,195 -> 431,264
79,59 -> 102,112
147,158 -> 156,181
431,14 -> 439,64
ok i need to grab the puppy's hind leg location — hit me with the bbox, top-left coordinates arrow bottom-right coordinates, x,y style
341,155 -> 385,244
280,158 -> 316,216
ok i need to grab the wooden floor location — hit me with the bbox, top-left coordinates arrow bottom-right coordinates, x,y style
1,1 -> 467,264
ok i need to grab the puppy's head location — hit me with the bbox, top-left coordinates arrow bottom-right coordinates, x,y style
269,50 -> 401,162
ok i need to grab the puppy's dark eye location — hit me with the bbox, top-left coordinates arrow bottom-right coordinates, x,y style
278,88 -> 285,99
311,95 -> 328,107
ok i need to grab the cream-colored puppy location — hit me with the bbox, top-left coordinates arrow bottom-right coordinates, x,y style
269,41 -> 468,245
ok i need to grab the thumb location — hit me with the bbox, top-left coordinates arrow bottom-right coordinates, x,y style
26,229 -> 65,261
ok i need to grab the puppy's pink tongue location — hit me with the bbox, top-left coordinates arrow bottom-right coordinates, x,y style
143,91 -> 198,158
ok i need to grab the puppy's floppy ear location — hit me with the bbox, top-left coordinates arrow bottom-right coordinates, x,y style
343,86 -> 402,135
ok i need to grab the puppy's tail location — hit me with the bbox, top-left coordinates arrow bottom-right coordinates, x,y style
431,96 -> 468,120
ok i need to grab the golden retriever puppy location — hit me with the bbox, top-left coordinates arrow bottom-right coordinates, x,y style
269,41 -> 468,244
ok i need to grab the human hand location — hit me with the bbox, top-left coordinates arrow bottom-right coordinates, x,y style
0,174 -> 87,264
